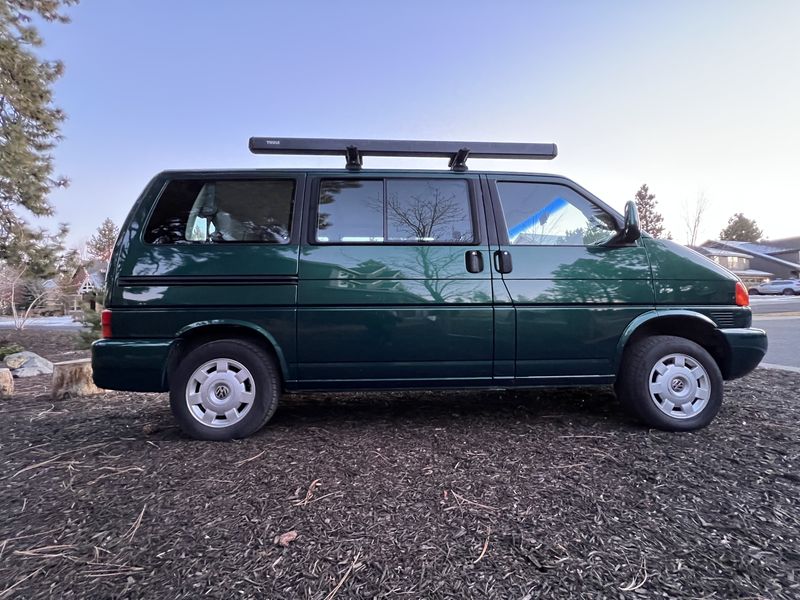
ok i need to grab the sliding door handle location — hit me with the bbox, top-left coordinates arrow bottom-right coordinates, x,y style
494,250 -> 513,274
465,250 -> 484,273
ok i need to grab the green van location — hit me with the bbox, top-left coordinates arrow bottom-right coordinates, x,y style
92,138 -> 767,440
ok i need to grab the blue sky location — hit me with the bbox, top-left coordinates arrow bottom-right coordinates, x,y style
37,0 -> 800,246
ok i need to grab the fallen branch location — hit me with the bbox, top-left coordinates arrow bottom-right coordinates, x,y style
234,450 -> 265,467
451,491 -> 497,512
473,527 -> 491,564
0,528 -> 61,560
87,466 -> 144,485
324,552 -> 361,600
293,479 -> 321,506
10,441 -> 117,479
120,504 -> 147,544
620,557 -> 649,592
0,567 -> 43,599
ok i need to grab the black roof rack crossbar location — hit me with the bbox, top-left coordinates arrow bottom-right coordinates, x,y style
249,137 -> 557,171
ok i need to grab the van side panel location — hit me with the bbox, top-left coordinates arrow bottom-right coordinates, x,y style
297,245 -> 494,383
645,239 -> 738,304
504,246 -> 655,377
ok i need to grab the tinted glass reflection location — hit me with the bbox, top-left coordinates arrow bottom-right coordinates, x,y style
316,180 -> 384,243
496,182 -> 616,246
145,179 -> 295,244
387,179 -> 473,242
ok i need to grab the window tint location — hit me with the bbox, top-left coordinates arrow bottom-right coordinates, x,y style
315,178 -> 474,244
496,182 -> 616,246
316,180 -> 384,243
387,179 -> 473,242
145,179 -> 295,244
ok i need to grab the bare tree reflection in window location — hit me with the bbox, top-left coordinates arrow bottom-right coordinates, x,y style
386,180 -> 473,243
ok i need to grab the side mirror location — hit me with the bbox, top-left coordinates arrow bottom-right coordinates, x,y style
619,200 -> 641,243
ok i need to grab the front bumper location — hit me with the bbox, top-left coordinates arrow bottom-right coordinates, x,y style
92,339 -> 173,392
717,327 -> 768,380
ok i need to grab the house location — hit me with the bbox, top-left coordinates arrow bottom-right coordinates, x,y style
699,236 -> 800,284
68,262 -> 107,312
692,246 -> 773,288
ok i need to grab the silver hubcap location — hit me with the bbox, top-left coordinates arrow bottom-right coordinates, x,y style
185,358 -> 255,428
648,353 -> 711,419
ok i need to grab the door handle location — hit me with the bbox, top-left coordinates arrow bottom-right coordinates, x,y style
494,250 -> 513,274
465,250 -> 484,273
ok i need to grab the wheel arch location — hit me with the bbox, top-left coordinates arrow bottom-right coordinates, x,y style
615,310 -> 729,378
167,320 -> 289,387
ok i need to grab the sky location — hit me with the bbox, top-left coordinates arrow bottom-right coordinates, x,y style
34,0 -> 800,248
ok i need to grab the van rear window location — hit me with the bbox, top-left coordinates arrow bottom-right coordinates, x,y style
144,179 -> 295,244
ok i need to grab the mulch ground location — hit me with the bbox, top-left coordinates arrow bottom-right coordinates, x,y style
1,330 -> 799,599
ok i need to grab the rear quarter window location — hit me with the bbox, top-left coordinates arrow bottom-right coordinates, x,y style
144,178 -> 295,244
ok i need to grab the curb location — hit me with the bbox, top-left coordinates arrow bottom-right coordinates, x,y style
759,363 -> 800,374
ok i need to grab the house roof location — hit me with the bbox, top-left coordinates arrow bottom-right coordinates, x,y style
69,263 -> 107,292
693,247 -> 751,259
760,235 -> 800,251
723,241 -> 788,255
732,268 -> 773,277
702,240 -> 800,270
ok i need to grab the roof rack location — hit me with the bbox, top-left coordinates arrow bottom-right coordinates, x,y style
248,137 -> 557,172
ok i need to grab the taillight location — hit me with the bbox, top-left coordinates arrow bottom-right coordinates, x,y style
101,310 -> 112,338
735,281 -> 749,307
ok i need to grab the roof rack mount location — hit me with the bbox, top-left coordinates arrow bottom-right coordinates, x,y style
249,137 -> 557,172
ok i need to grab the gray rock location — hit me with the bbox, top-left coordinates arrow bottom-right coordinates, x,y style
4,351 -> 54,378
3,352 -> 31,370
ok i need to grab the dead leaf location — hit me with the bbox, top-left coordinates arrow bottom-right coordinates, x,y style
273,530 -> 298,547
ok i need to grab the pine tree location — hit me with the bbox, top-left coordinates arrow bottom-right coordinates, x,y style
0,0 -> 78,262
720,213 -> 763,242
87,218 -> 119,262
634,184 -> 668,238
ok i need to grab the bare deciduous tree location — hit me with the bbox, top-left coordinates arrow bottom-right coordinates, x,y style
682,191 -> 711,246
0,265 -> 48,330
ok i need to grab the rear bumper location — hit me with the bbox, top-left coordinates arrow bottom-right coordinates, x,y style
92,339 -> 173,392
718,328 -> 768,380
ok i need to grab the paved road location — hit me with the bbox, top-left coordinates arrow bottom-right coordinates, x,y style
753,315 -> 799,369
750,295 -> 800,315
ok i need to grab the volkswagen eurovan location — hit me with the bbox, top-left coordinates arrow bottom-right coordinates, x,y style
92,138 -> 767,440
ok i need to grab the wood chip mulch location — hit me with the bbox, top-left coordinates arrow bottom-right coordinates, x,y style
1,330 -> 798,599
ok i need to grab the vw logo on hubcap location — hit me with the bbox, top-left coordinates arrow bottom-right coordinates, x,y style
671,378 -> 686,392
214,384 -> 230,400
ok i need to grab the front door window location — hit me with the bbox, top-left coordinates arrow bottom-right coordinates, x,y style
495,182 -> 617,246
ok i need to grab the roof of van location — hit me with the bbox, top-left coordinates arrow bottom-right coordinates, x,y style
156,168 -> 574,178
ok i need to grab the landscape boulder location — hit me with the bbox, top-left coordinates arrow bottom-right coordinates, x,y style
4,351 -> 54,378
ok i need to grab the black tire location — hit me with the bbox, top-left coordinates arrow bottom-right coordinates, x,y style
615,335 -> 723,432
783,289 -> 794,296
748,288 -> 759,295
169,339 -> 280,441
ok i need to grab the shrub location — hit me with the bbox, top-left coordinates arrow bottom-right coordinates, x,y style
0,343 -> 24,360
76,303 -> 102,349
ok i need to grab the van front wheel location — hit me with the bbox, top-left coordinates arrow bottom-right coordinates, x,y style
169,339 -> 280,440
616,335 -> 723,431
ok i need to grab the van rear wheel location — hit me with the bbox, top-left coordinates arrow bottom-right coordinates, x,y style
616,335 -> 723,431
169,339 -> 280,440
